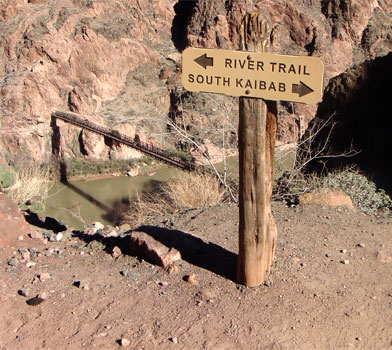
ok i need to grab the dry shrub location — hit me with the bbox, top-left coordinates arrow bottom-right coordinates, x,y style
122,172 -> 226,228
6,166 -> 53,207
162,172 -> 226,210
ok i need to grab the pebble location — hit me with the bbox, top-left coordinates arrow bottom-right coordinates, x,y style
199,288 -> 215,299
264,280 -> 272,287
184,274 -> 198,286
18,288 -> 31,297
55,232 -> 63,241
87,240 -> 103,252
71,242 -> 85,250
167,265 -> 179,275
29,231 -> 43,240
21,251 -> 30,261
325,253 -> 332,258
169,337 -> 178,344
8,258 -> 18,267
26,262 -> 36,268
340,260 -> 349,264
38,291 -> 48,300
39,273 -> 51,282
111,246 -> 122,259
119,338 -> 130,347
340,249 -> 347,253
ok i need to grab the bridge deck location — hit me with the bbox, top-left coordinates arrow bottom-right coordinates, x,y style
51,111 -> 215,175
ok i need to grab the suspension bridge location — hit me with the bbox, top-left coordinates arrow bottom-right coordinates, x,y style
51,111 -> 214,174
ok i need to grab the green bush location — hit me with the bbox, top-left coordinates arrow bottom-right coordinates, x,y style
0,166 -> 16,189
319,169 -> 392,217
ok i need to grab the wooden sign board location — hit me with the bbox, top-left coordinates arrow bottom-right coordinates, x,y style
182,47 -> 324,104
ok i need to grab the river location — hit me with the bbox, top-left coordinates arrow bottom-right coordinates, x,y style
43,158 -> 241,230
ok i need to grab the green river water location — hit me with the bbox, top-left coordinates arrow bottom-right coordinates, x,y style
43,167 -> 182,229
42,157 -> 240,229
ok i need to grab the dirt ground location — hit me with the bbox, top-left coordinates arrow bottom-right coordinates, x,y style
1,201 -> 392,350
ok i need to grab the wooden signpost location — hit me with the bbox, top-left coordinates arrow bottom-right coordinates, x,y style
182,13 -> 324,287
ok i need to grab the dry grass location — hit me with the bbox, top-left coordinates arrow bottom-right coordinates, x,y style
6,166 -> 53,207
122,172 -> 227,228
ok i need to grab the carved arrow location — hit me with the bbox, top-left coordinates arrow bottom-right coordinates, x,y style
292,81 -> 314,97
194,54 -> 214,69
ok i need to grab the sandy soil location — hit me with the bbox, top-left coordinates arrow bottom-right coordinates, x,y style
1,201 -> 392,350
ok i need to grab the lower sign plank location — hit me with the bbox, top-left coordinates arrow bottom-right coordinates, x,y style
182,47 -> 324,104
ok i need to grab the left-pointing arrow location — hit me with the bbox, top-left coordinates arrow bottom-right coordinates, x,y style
194,54 -> 214,69
292,81 -> 314,98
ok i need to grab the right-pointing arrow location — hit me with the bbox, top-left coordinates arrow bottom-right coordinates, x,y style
292,81 -> 314,98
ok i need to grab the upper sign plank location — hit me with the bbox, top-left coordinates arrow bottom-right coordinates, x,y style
182,47 -> 324,104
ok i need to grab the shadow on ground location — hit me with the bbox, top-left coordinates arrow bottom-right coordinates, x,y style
75,225 -> 237,282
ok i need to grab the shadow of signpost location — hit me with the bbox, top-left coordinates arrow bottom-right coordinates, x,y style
136,225 -> 238,282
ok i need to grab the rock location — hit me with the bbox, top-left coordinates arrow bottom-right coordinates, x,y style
38,273 -> 51,282
166,265 -> 179,275
71,242 -> 85,250
86,240 -> 104,252
42,231 -> 56,242
0,193 -> 41,248
18,288 -> 31,297
20,250 -> 30,261
184,274 -> 199,286
38,291 -> 48,300
119,224 -> 131,233
61,230 -> 74,240
169,337 -> 178,344
111,246 -> 122,259
340,249 -> 347,253
198,288 -> 215,299
356,243 -> 365,248
55,232 -> 63,242
84,222 -> 105,236
119,338 -> 130,347
129,231 -> 182,268
340,260 -> 350,265
103,230 -> 118,238
167,52 -> 181,63
298,188 -> 354,209
264,280 -> 272,287
376,251 -> 392,263
29,231 -> 43,240
126,169 -> 139,177
7,258 -> 18,266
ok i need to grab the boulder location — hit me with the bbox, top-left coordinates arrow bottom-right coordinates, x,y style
0,193 -> 41,248
129,230 -> 181,268
298,188 -> 354,209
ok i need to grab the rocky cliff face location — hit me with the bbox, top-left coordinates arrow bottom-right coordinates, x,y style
182,0 -> 392,141
0,0 -> 176,165
0,0 -> 391,168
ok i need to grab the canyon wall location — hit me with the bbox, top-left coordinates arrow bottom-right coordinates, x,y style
0,0 -> 391,167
